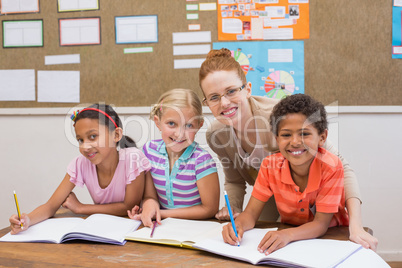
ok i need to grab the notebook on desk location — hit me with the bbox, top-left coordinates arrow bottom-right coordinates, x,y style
0,214 -> 141,245
125,218 -> 270,249
193,228 -> 390,268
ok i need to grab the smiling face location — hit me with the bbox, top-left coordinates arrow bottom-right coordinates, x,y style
201,70 -> 252,129
276,113 -> 327,174
154,106 -> 203,158
75,118 -> 120,166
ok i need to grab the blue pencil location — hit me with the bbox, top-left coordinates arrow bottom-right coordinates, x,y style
224,191 -> 239,246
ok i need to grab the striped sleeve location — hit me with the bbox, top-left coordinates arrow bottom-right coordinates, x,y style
195,149 -> 217,180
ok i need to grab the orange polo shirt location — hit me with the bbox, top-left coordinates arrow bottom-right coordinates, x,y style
252,147 -> 349,227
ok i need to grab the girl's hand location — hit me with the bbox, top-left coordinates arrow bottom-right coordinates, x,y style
127,205 -> 142,220
9,213 -> 30,235
349,226 -> 378,251
222,222 -> 244,246
61,192 -> 82,214
141,199 -> 161,228
258,229 -> 292,255
215,206 -> 240,221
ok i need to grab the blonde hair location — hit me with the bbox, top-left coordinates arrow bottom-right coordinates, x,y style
150,88 -> 203,122
199,48 -> 247,89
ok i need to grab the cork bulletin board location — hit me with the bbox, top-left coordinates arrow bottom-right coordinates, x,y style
0,0 -> 400,108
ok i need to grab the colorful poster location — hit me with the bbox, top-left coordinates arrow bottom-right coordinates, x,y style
213,41 -> 304,98
217,0 -> 309,41
392,1 -> 402,58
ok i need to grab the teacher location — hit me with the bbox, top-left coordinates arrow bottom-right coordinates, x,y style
199,48 -> 378,251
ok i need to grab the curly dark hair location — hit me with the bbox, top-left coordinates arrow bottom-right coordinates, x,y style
269,94 -> 328,136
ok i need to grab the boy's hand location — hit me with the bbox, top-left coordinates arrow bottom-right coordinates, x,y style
222,222 -> 243,246
349,226 -> 378,251
215,206 -> 240,221
61,192 -> 83,214
258,229 -> 292,255
9,213 -> 30,235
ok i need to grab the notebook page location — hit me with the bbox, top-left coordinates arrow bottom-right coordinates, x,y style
63,214 -> 141,243
0,218 -> 83,243
125,218 -> 222,243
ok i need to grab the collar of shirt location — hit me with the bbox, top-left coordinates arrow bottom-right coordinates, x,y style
279,147 -> 326,194
155,140 -> 198,162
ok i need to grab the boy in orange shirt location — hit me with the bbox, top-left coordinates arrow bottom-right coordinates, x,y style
222,94 -> 349,254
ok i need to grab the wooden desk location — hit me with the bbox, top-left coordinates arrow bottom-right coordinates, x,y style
0,209 -> 372,267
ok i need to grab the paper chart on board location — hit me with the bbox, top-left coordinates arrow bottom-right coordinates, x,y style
59,18 -> 101,46
213,41 -> 304,99
0,0 -> 39,14
392,1 -> 402,58
115,15 -> 158,44
217,0 -> 309,41
2,20 -> 43,48
57,0 -> 99,12
0,70 -> 35,101
37,71 -> 80,103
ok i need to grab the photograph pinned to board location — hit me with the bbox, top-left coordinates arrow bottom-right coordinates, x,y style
2,20 -> 43,48
0,0 -> 39,15
213,41 -> 304,99
57,0 -> 99,12
217,0 -> 309,41
59,17 -> 101,46
115,15 -> 158,44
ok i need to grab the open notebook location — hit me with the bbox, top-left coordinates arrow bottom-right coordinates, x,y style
124,218 -> 255,248
193,228 -> 389,268
0,214 -> 141,245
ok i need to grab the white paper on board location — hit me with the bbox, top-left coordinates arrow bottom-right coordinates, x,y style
199,3 -> 217,11
396,0 -> 402,6
58,0 -> 98,11
38,71 -> 80,103
0,70 -> 35,101
263,28 -> 293,40
222,19 -> 243,34
174,59 -> 205,69
1,0 -> 39,13
268,49 -> 293,63
172,31 -> 211,44
45,54 -> 81,65
3,20 -> 43,47
60,18 -> 100,45
116,16 -> 158,43
173,44 -> 211,56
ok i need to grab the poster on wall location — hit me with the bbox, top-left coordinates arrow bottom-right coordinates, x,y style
217,0 -> 309,41
392,0 -> 402,58
213,41 -> 304,99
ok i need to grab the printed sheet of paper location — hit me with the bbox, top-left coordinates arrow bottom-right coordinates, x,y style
172,31 -> 211,44
59,18 -> 101,46
115,16 -> 158,44
2,20 -> 43,48
173,44 -> 211,56
392,2 -> 402,58
213,41 -> 304,98
174,59 -> 205,69
0,0 -> 39,14
38,71 -> 80,103
0,70 -> 35,101
45,54 -> 81,65
57,0 -> 99,12
217,0 -> 309,40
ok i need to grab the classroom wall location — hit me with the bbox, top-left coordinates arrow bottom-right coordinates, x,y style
0,107 -> 401,261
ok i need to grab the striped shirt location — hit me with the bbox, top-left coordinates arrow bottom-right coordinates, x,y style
252,147 -> 349,227
143,139 -> 217,209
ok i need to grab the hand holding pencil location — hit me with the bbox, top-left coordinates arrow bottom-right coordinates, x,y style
9,191 -> 30,235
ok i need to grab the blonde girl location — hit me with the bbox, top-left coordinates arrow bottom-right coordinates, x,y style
129,89 -> 220,227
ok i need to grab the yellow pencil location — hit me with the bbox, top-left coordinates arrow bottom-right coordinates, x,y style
13,191 -> 23,229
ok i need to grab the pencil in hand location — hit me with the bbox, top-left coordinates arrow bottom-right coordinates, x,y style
13,191 -> 23,230
150,221 -> 157,238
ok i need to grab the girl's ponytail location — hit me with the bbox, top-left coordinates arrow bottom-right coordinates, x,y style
119,135 -> 137,148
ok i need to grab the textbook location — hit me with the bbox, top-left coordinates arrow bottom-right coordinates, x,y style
193,228 -> 370,268
0,214 -> 141,245
125,218 -> 260,248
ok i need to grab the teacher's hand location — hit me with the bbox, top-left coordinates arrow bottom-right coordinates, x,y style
215,206 -> 240,221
